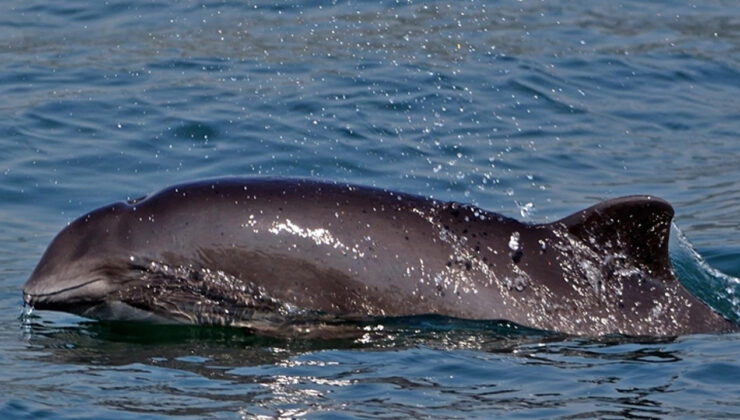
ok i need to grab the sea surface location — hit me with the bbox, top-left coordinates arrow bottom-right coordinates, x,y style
1,0 -> 740,418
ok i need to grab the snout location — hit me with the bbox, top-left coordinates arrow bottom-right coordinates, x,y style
22,286 -> 36,307
22,272 -> 113,312
22,273 -> 50,307
23,271 -> 174,323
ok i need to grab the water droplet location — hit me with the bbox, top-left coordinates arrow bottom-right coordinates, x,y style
517,201 -> 535,218
508,232 -> 520,252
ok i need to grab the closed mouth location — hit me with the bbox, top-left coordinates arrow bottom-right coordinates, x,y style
23,278 -> 106,309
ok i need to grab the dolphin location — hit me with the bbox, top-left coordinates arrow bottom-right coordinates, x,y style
22,178 -> 738,337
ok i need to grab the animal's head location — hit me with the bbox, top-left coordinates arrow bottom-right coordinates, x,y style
22,202 -> 169,322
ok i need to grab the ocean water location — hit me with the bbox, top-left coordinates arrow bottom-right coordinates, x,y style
2,0 -> 740,418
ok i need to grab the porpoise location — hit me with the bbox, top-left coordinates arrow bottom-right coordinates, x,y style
22,178 -> 738,337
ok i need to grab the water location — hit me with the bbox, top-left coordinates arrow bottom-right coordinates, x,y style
2,0 -> 740,417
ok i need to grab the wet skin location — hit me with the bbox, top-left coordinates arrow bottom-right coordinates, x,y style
23,178 -> 739,336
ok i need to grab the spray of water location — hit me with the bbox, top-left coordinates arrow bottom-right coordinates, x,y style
669,223 -> 740,323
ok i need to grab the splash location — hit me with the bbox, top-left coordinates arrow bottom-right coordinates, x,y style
669,223 -> 740,322
19,304 -> 34,325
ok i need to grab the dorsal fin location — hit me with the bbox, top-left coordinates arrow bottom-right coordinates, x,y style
552,196 -> 675,278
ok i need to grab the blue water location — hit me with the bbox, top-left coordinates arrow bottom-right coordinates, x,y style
2,0 -> 740,417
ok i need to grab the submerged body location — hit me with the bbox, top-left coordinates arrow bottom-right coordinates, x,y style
23,178 -> 737,336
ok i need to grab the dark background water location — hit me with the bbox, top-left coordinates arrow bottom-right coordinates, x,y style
1,0 -> 739,418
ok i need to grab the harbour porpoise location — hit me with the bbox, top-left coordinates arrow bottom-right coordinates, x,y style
22,178 -> 738,337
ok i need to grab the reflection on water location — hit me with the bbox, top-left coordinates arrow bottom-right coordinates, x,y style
19,317 -> 722,418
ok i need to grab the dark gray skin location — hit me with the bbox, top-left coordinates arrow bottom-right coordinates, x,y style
23,178 -> 738,337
